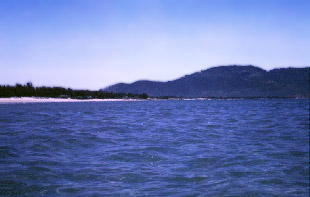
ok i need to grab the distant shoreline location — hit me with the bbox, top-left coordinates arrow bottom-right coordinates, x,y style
0,97 -> 307,104
0,97 -> 145,103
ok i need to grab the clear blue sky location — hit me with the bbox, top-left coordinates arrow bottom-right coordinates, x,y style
0,0 -> 309,90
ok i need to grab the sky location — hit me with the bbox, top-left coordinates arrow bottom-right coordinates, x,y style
0,0 -> 309,90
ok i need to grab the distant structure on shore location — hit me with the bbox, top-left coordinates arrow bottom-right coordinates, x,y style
103,65 -> 309,98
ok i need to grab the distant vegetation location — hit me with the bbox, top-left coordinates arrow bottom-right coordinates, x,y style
104,65 -> 309,98
0,83 -> 148,99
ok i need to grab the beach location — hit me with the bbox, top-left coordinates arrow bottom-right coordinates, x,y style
0,97 -> 142,103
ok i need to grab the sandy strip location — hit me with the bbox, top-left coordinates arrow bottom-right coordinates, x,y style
0,97 -> 144,103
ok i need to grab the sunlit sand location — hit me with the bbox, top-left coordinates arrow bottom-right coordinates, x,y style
0,97 -> 143,103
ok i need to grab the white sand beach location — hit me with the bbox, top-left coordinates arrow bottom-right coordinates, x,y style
0,97 -> 144,103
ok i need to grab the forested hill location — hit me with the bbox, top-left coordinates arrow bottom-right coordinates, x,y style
103,65 -> 310,98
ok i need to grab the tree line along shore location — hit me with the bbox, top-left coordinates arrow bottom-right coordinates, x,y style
0,82 -> 307,101
0,83 -> 148,99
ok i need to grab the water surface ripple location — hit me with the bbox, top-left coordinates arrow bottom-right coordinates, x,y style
0,99 -> 309,196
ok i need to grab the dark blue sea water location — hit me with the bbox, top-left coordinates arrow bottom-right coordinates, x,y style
0,99 -> 309,196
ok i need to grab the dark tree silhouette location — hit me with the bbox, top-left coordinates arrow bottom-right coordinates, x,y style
0,83 -> 148,99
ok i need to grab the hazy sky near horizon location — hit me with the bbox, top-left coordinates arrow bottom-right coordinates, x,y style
0,0 -> 309,90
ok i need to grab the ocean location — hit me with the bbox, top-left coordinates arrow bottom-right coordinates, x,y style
0,99 -> 309,196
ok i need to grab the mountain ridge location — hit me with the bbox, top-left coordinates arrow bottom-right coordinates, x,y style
102,65 -> 310,98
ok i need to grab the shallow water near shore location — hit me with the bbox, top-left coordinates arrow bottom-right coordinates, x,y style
0,99 -> 309,196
